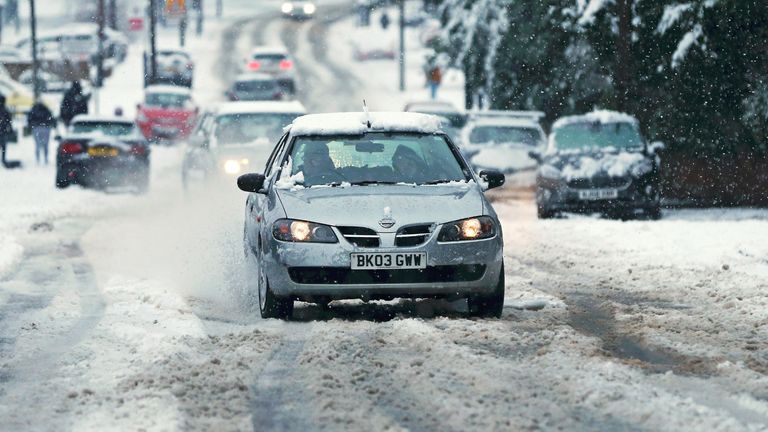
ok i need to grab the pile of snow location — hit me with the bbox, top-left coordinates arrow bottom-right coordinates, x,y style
288,112 -> 444,136
274,158 -> 305,190
0,235 -> 23,280
552,110 -> 638,129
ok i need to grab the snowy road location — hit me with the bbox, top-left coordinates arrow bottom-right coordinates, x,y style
1,2 -> 768,431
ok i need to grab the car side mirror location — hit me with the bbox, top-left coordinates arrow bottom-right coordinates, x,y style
648,141 -> 665,154
528,150 -> 543,164
189,134 -> 206,147
54,134 -> 62,141
478,170 -> 505,191
237,173 -> 266,193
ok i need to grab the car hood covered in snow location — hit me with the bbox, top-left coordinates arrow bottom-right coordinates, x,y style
542,150 -> 653,181
276,184 -> 485,230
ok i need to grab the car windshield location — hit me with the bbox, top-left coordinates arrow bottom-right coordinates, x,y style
145,92 -> 190,108
215,113 -> 300,145
234,80 -> 277,92
469,125 -> 542,146
286,133 -> 468,187
552,121 -> 643,150
71,121 -> 135,136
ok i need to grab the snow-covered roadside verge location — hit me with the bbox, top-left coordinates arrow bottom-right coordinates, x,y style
325,9 -> 465,111
0,235 -> 23,280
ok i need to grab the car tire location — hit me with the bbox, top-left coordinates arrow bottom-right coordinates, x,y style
646,205 -> 662,220
537,206 -> 556,219
467,267 -> 505,318
256,255 -> 293,320
55,171 -> 70,188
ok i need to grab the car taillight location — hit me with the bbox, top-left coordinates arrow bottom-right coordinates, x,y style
248,60 -> 261,70
130,144 -> 146,156
60,142 -> 84,154
279,59 -> 293,70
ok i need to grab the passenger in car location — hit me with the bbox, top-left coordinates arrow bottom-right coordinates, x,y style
301,143 -> 337,182
392,145 -> 428,183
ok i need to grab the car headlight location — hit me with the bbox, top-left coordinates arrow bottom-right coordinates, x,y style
303,3 -> 316,14
281,2 -> 294,13
273,219 -> 338,243
438,216 -> 496,242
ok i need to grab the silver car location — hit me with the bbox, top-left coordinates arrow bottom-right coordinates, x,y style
237,112 -> 506,319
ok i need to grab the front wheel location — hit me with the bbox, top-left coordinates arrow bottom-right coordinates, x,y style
467,267 -> 505,318
256,256 -> 293,319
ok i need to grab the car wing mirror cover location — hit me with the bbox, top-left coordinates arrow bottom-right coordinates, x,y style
649,141 -> 666,154
237,173 -> 267,193
478,169 -> 505,190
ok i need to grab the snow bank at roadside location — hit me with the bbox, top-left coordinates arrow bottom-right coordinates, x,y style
0,235 -> 23,280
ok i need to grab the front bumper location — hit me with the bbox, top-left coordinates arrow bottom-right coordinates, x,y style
261,229 -> 504,301
536,177 -> 659,213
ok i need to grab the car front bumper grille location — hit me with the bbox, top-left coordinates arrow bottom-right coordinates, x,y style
287,264 -> 486,285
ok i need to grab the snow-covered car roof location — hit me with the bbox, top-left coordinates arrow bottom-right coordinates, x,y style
553,110 -> 638,129
250,46 -> 289,56
71,115 -> 135,125
404,100 -> 461,113
468,116 -> 544,129
288,112 -> 444,136
216,101 -> 307,116
144,85 -> 192,96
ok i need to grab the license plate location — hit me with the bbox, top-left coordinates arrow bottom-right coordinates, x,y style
88,147 -> 119,157
351,252 -> 427,270
578,189 -> 618,200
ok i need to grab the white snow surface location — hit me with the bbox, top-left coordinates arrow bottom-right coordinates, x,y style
288,111 -> 444,136
553,109 -> 639,129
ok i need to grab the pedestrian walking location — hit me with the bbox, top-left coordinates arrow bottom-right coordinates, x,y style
60,81 -> 89,127
0,95 -> 13,168
426,65 -> 442,100
27,101 -> 56,165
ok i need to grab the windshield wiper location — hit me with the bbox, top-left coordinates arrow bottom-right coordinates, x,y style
349,180 -> 399,186
422,179 -> 457,185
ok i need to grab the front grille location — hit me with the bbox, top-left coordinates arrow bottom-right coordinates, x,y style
395,224 -> 434,247
337,226 -> 380,248
288,265 -> 486,285
567,176 -> 631,189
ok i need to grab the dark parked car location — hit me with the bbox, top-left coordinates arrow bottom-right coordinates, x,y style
530,111 -> 662,220
55,115 -> 150,193
226,73 -> 284,101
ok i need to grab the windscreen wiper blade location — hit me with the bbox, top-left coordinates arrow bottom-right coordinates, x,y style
350,180 -> 399,186
421,179 -> 458,185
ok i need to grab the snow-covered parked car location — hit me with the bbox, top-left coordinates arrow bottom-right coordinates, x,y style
153,49 -> 194,87
55,115 -> 150,192
530,110 -> 662,220
237,112 -> 506,319
460,110 -> 546,174
182,101 -> 306,190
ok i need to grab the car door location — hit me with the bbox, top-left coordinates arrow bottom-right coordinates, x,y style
246,133 -> 289,255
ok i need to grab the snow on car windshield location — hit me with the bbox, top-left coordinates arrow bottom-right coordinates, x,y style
215,113 -> 299,145
145,93 -> 190,108
469,126 -> 541,146
552,122 -> 643,150
71,122 -> 135,136
288,133 -> 467,187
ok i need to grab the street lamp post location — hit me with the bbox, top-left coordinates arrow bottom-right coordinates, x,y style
398,0 -> 405,92
95,0 -> 105,114
148,0 -> 158,85
28,0 -> 40,99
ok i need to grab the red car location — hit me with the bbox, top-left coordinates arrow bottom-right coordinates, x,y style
136,85 -> 198,142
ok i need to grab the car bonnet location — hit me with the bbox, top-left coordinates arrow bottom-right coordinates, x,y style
275,184 -> 485,231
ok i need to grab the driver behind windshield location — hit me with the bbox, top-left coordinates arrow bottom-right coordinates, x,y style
301,143 -> 337,184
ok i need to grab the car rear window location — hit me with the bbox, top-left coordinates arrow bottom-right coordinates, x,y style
286,133 -> 468,187
145,92 -> 190,108
252,54 -> 286,61
468,126 -> 542,146
234,80 -> 278,92
71,121 -> 135,136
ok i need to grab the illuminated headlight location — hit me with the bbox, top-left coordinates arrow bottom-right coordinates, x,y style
281,2 -> 294,13
303,3 -> 316,14
438,216 -> 496,242
224,160 -> 242,174
272,219 -> 338,243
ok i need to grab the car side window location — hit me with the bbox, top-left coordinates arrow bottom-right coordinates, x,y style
264,133 -> 289,179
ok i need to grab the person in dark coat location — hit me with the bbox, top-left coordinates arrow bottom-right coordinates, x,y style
0,95 -> 12,167
60,81 -> 89,126
27,100 -> 56,165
